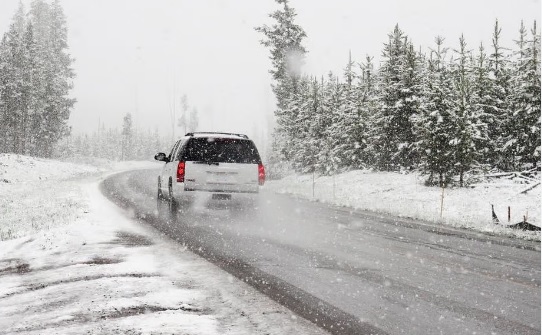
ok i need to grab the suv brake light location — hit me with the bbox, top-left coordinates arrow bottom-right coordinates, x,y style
258,163 -> 265,185
177,161 -> 185,182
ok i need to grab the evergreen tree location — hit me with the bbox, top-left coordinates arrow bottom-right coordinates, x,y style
329,53 -> 363,171
255,0 -> 307,164
292,77 -> 320,173
121,113 -> 133,160
317,73 -> 342,175
398,42 -> 425,168
0,0 -> 75,157
471,43 -> 493,168
255,0 -> 307,109
0,3 -> 27,154
22,21 -> 41,155
414,36 -> 456,186
372,25 -> 420,170
488,19 -> 513,170
509,21 -> 541,168
371,28 -> 403,171
450,35 -> 480,186
28,0 -> 75,157
288,75 -> 311,169
356,56 -> 378,168
0,35 -> 8,152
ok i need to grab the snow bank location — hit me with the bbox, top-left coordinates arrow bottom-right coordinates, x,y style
265,170 -> 541,241
0,154 -> 158,240
58,155 -> 162,172
0,153 -> 101,183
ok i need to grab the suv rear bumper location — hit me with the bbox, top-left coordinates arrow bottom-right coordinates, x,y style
185,184 -> 259,193
172,181 -> 258,198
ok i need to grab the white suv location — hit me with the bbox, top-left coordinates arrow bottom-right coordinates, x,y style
155,132 -> 265,212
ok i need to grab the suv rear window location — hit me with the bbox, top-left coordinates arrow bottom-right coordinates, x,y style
181,137 -> 261,164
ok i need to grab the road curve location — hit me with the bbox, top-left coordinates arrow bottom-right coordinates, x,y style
101,169 -> 541,335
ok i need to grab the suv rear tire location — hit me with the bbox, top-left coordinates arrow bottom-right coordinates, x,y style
156,178 -> 170,219
168,182 -> 178,215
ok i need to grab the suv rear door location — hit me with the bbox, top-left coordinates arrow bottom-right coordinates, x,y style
181,137 -> 261,193
160,138 -> 183,192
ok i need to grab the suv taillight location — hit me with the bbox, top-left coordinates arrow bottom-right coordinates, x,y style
258,163 -> 265,185
177,161 -> 185,182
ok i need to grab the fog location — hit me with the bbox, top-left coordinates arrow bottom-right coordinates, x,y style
0,0 -> 539,147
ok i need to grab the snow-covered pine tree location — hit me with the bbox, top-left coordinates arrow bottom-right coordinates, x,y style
27,0 -> 50,156
398,42 -> 424,168
275,76 -> 303,164
488,19 -> 513,170
356,56 -> 379,168
0,35 -> 8,153
317,73 -> 342,175
255,0 -> 306,109
372,25 -> 420,171
292,76 -> 327,174
414,36 -> 456,186
255,0 -> 307,166
289,75 -> 312,171
329,52 -> 362,171
28,0 -> 75,158
508,20 -> 541,169
524,21 -> 541,166
503,21 -> 528,171
371,27 -> 403,171
121,113 -> 133,161
450,35 -> 480,186
471,43 -> 493,169
22,21 -> 42,156
132,128 -> 148,160
0,3 -> 27,154
49,0 -> 75,152
29,0 -> 50,45
81,134 -> 90,157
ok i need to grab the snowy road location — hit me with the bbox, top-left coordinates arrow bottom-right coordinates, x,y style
102,169 -> 541,335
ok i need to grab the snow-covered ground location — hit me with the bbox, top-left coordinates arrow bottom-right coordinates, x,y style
0,154 -> 153,241
0,154 -> 326,334
266,169 -> 541,241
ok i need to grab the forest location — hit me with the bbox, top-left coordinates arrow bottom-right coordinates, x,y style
0,0 -> 74,158
0,1 -> 179,162
257,0 -> 541,186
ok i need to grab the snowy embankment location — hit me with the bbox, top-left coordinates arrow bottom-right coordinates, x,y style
265,169 -> 541,241
0,154 -> 325,335
0,154 -> 151,240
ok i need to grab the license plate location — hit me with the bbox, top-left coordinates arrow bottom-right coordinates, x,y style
212,194 -> 231,200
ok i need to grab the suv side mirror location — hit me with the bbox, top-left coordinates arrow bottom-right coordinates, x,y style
154,152 -> 169,162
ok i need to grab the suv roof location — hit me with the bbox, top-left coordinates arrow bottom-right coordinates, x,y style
184,132 -> 249,139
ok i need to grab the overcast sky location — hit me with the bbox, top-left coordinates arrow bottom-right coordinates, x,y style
0,0 -> 540,144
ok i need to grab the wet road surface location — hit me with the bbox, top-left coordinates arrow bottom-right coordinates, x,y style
101,169 -> 541,335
